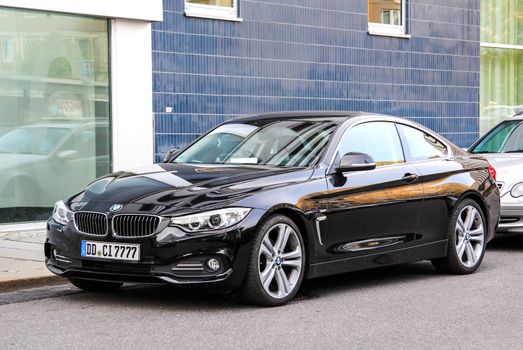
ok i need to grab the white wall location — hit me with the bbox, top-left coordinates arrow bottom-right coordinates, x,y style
111,19 -> 155,171
0,0 -> 163,21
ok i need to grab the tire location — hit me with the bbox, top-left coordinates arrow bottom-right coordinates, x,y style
70,278 -> 123,292
236,214 -> 306,307
432,198 -> 487,274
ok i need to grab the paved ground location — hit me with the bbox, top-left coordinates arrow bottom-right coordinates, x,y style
1,235 -> 523,349
0,230 -> 57,289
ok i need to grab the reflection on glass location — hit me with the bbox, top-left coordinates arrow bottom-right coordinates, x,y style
174,120 -> 337,168
481,0 -> 523,46
480,47 -> 523,134
471,120 -> 523,153
397,125 -> 447,160
187,0 -> 234,8
369,0 -> 402,25
0,8 -> 111,222
338,122 -> 405,166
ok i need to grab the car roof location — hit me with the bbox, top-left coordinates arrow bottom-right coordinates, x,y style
229,111 -> 374,123
511,113 -> 523,121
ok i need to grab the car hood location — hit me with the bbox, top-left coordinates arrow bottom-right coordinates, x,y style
68,163 -> 313,214
479,153 -> 523,195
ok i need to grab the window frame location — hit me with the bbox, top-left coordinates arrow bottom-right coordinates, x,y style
184,0 -> 242,22
368,0 -> 410,38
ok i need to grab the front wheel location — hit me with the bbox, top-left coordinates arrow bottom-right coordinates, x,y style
432,199 -> 487,274
237,214 -> 305,306
70,278 -> 123,292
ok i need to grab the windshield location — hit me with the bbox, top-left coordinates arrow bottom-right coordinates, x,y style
470,120 -> 523,154
0,127 -> 69,155
174,120 -> 338,167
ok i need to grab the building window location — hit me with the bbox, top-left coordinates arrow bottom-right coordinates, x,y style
0,7 -> 111,223
381,10 -> 401,26
185,0 -> 241,22
368,0 -> 408,37
480,0 -> 523,134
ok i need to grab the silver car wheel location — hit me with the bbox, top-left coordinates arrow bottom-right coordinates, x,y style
455,205 -> 485,268
257,223 -> 303,299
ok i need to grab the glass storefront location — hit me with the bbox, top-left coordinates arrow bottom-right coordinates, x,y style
480,0 -> 523,134
0,8 -> 111,222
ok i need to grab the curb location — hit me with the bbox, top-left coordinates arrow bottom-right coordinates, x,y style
0,275 -> 67,294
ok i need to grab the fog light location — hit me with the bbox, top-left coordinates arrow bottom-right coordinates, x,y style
206,258 -> 221,271
51,248 -> 57,260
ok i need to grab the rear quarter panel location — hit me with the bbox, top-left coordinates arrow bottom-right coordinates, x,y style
413,156 -> 500,245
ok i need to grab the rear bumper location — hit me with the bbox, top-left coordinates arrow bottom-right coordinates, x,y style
485,183 -> 502,242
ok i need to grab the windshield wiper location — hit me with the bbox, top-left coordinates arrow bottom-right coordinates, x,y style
504,150 -> 523,153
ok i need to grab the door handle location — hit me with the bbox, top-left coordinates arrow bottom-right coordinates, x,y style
401,173 -> 419,183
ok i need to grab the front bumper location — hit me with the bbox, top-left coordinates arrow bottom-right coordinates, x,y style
45,209 -> 264,289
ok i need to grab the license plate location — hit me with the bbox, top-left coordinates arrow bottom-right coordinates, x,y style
81,240 -> 140,262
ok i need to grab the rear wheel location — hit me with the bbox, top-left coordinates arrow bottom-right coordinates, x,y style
70,278 -> 123,292
236,214 -> 305,307
432,199 -> 486,274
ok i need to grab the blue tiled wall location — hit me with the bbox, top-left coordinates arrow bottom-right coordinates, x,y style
152,0 -> 480,161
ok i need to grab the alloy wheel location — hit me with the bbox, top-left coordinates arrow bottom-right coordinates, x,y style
257,223 -> 303,299
455,205 -> 485,268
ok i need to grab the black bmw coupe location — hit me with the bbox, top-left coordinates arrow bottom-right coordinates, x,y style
46,112 -> 500,306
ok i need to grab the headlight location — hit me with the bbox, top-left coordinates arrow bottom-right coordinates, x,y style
511,182 -> 523,198
170,208 -> 251,232
52,200 -> 74,225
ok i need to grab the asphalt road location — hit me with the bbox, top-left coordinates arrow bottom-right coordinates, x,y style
2,235 -> 523,350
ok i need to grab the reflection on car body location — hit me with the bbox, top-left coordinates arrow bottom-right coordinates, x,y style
46,112 -> 500,306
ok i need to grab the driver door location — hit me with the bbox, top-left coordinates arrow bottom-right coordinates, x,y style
324,122 -> 424,258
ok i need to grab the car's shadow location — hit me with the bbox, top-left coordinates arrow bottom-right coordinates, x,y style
61,234 -> 520,310
487,233 -> 523,251
62,261 -> 442,310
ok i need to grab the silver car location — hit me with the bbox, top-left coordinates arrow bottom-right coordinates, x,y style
0,119 -> 109,209
469,114 -> 523,233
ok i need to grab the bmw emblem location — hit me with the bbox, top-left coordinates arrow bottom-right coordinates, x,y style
110,204 -> 123,212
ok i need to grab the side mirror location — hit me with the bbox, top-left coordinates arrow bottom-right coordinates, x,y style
57,150 -> 79,160
335,152 -> 376,173
163,148 -> 181,163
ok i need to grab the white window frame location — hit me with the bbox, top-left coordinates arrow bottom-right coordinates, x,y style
185,0 -> 242,22
381,9 -> 401,26
368,0 -> 410,38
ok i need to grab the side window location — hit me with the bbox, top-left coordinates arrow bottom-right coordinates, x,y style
397,124 -> 447,161
338,122 -> 404,166
60,127 -> 96,158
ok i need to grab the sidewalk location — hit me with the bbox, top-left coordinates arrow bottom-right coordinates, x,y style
0,226 -> 63,292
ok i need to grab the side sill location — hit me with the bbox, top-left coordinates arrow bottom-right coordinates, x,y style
306,240 -> 447,279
